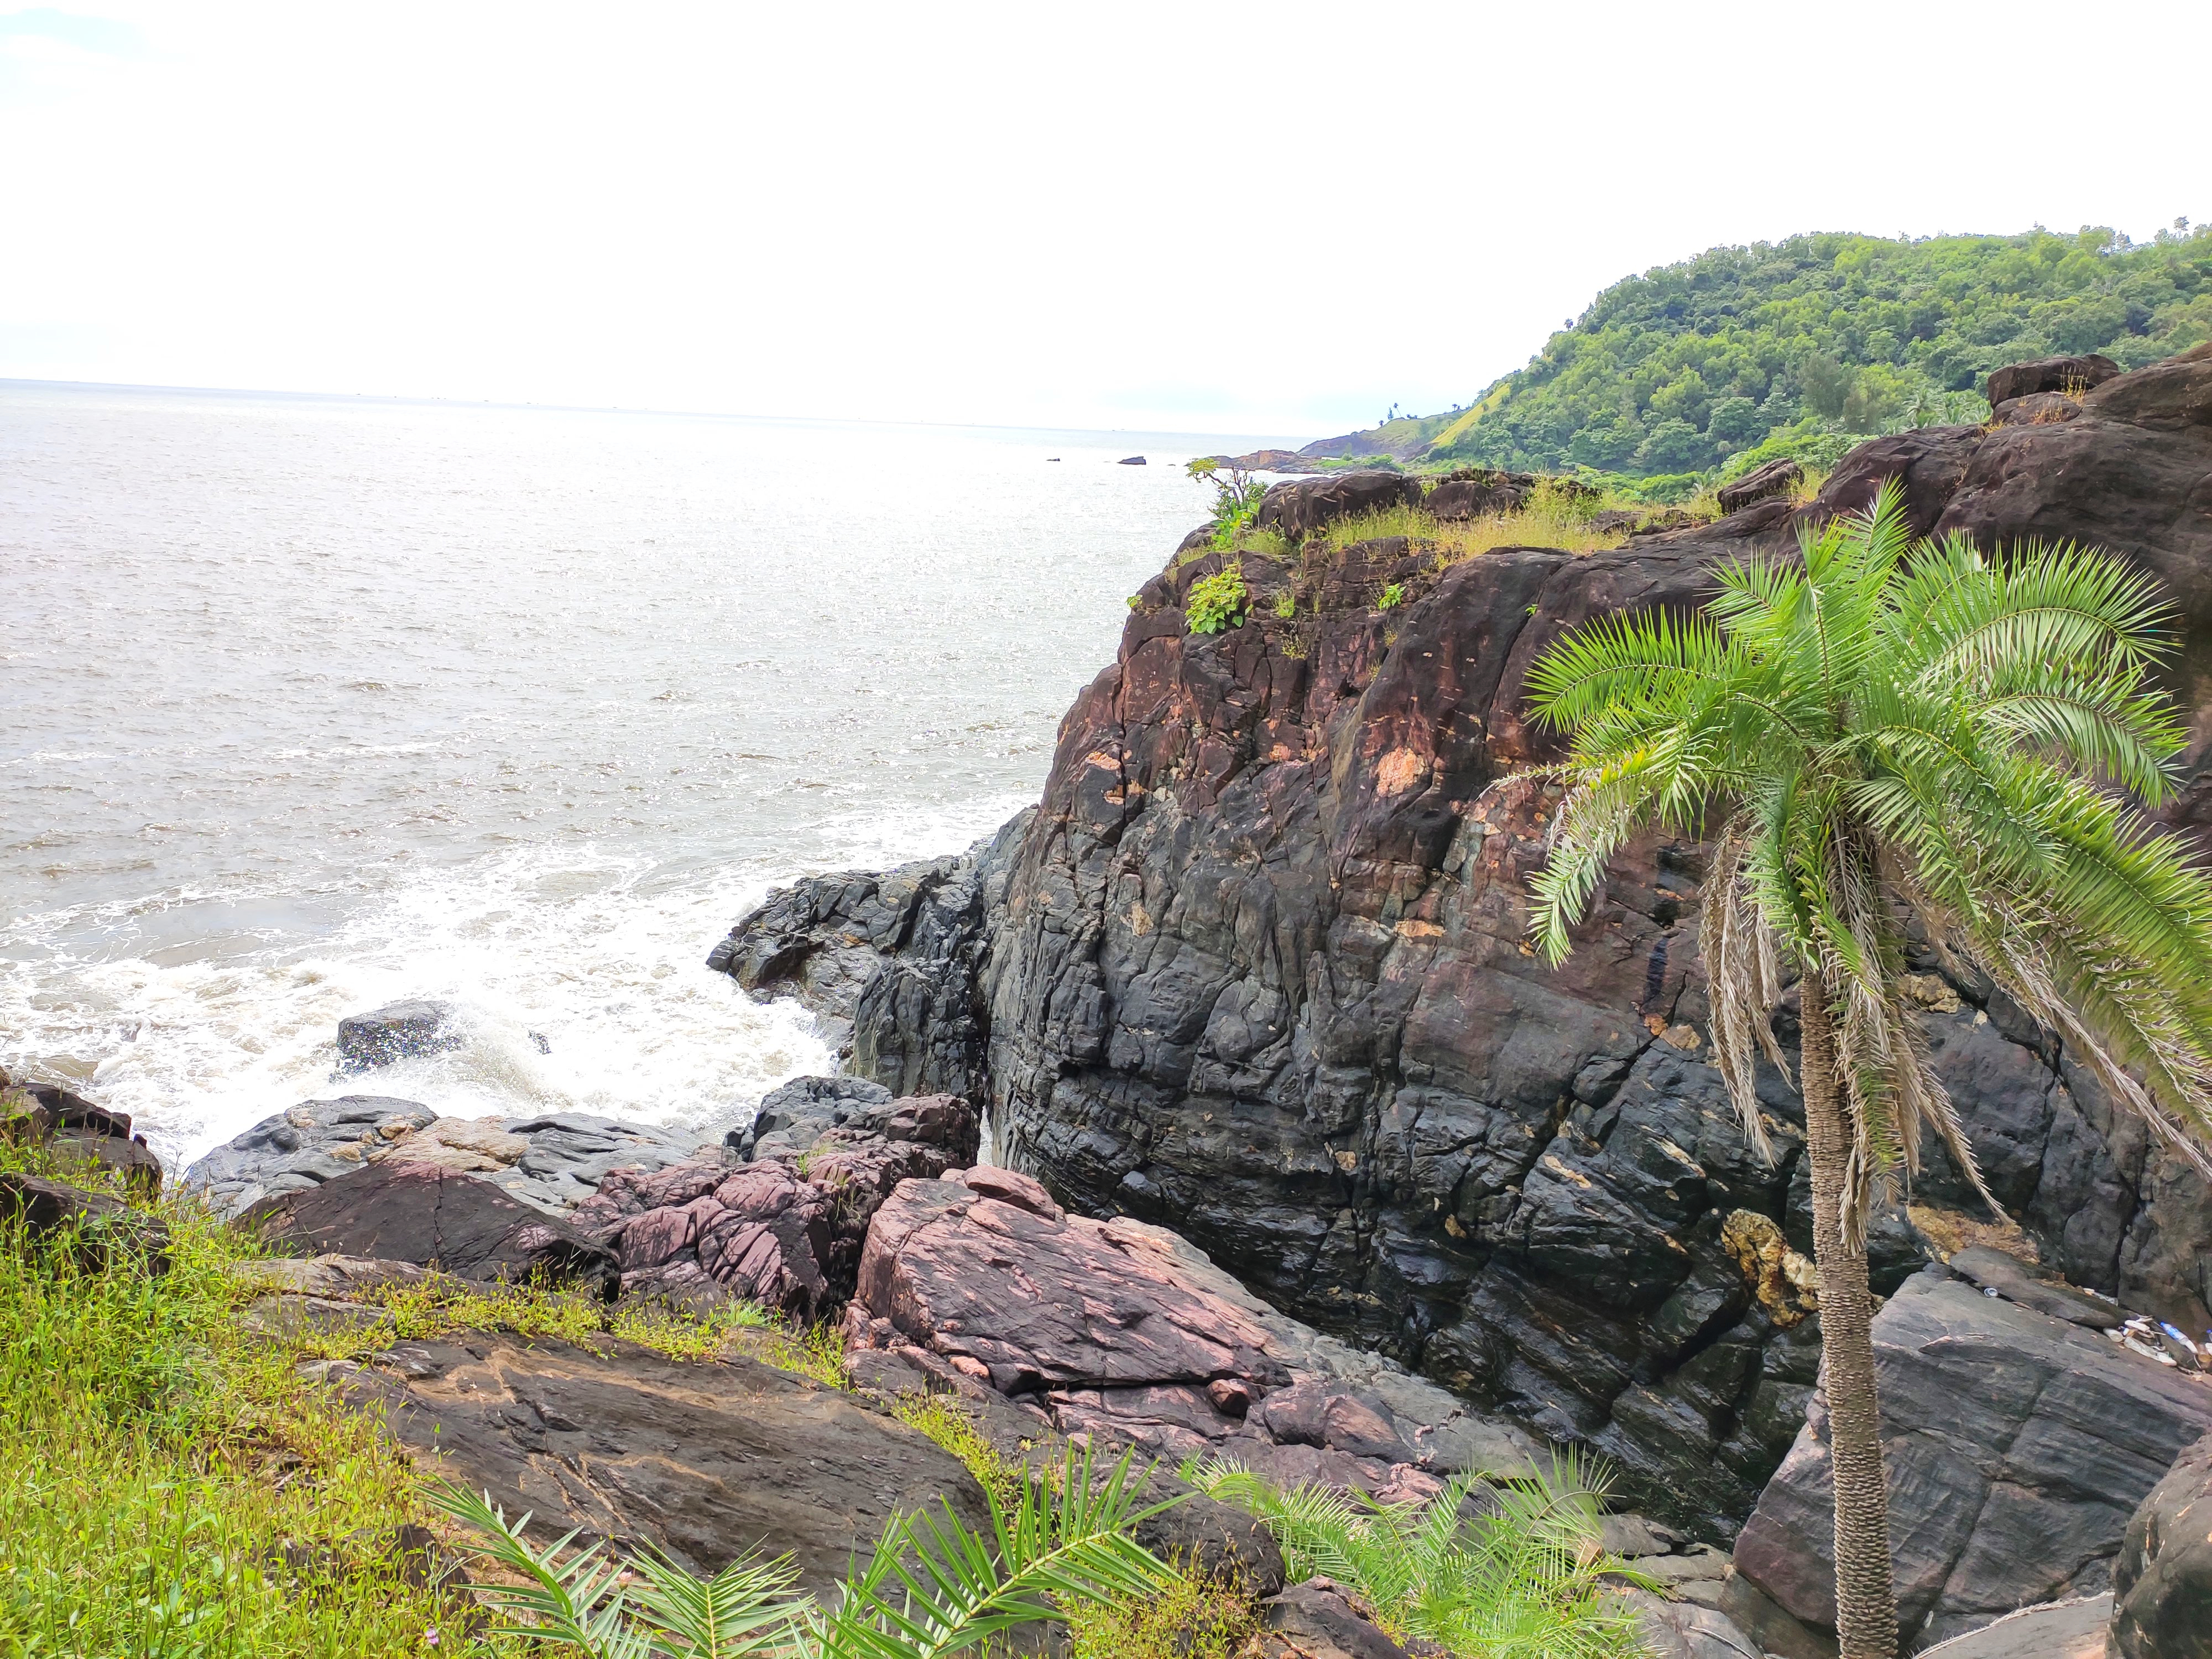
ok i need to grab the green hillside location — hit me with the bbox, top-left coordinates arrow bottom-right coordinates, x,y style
1352,225 -> 2212,484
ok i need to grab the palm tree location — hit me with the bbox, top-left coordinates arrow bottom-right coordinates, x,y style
1520,480 -> 2212,1658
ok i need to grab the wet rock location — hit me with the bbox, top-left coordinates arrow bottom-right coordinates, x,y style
239,1161 -> 619,1292
0,1172 -> 171,1270
1985,353 -> 2122,406
185,1096 -> 439,1214
1734,1275 -> 2212,1650
1714,457 -> 1802,514
1254,469 -> 1421,539
343,1331 -> 992,1599
2110,1428 -> 2212,1659
337,999 -> 462,1070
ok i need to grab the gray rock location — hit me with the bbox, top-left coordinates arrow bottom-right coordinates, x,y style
2111,1428 -> 2212,1658
337,999 -> 462,1070
1734,1276 -> 2212,1651
1945,1244 -> 2122,1330
1603,1588 -> 1763,1659
182,1099 -> 702,1219
1918,1594 -> 2110,1658
183,1096 -> 437,1215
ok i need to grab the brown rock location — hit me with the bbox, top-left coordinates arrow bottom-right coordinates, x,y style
1254,470 -> 1421,539
345,1332 -> 990,1598
1985,353 -> 2122,406
1715,458 -> 1802,514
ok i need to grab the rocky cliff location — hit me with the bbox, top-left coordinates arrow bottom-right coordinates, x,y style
714,345 -> 2212,1541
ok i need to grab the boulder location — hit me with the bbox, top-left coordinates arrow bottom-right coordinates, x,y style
1734,1274 -> 2212,1650
2110,1428 -> 2212,1658
1944,1244 -> 2121,1330
573,1083 -> 978,1315
337,999 -> 462,1070
1987,390 -> 2081,427
182,1098 -> 701,1218
341,1331 -> 992,1599
1917,1595 -> 2109,1657
1985,353 -> 2122,406
1254,470 -> 1420,539
1425,471 -> 1538,521
1603,1588 -> 1764,1659
1799,424 -> 1987,536
1,1072 -> 163,1194
845,1171 -> 1542,1493
1239,1579 -> 1416,1659
239,1161 -> 618,1292
0,1172 -> 170,1269
1715,458 -> 1802,514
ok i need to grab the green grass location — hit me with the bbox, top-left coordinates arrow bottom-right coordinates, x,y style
0,1149 -> 498,1657
1063,1563 -> 1257,1659
889,1392 -> 1027,1510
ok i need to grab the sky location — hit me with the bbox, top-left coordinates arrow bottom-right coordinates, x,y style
3,2 -> 2209,438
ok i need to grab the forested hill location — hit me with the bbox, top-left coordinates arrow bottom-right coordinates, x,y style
1321,225 -> 2212,483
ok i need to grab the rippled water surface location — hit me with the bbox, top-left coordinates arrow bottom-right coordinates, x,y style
2,383 -> 1278,1165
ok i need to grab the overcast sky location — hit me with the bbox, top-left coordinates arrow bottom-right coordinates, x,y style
3,2 -> 2207,437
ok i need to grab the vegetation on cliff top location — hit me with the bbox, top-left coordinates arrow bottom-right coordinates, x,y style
1330,223 -> 2212,484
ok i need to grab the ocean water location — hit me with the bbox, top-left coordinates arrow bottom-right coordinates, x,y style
1,382 -> 1282,1168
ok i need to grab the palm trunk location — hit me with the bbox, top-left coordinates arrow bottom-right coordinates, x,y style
1798,970 -> 1900,1658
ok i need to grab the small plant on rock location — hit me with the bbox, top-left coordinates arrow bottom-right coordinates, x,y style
1185,566 -> 1249,635
1379,582 -> 1405,609
1187,458 -> 1267,549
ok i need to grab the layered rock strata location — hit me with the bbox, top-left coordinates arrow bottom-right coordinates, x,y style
714,344 -> 2212,1539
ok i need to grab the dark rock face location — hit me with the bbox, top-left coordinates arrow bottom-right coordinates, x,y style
1715,458 -> 1802,514
1803,424 -> 1987,536
571,1078 -> 977,1316
2110,1428 -> 2212,1659
184,1097 -> 441,1212
1734,1275 -> 2212,1651
239,1162 -> 619,1291
337,999 -> 462,1070
342,1332 -> 992,1598
0,1172 -> 171,1269
708,816 -> 1029,1099
1254,470 -> 1421,539
845,1168 -> 1543,1500
1985,353 -> 2121,405
2,1072 -> 164,1194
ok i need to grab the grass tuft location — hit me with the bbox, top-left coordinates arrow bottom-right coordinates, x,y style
890,1391 -> 1026,1509
1063,1562 -> 1258,1659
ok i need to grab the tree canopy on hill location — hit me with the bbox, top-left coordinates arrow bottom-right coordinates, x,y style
1370,225 -> 2212,482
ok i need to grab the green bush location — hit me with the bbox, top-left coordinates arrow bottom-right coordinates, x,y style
1185,566 -> 1249,635
1186,460 -> 1268,549
1379,583 -> 1405,609
1187,1451 -> 1649,1658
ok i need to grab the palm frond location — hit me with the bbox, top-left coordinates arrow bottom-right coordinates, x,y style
821,1446 -> 1179,1659
428,1483 -> 655,1659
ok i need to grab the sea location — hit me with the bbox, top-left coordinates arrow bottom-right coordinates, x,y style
1,382 -> 1291,1170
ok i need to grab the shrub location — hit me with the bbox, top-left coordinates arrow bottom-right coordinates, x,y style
1378,583 -> 1405,609
1272,591 -> 1297,620
1185,566 -> 1249,635
1186,1451 -> 1648,1657
1187,460 -> 1267,550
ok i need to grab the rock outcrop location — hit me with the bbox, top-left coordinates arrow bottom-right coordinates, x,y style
1253,469 -> 1422,539
712,345 -> 2212,1540
844,1167 -> 1542,1498
0,1171 -> 171,1269
2110,1427 -> 2212,1659
240,1162 -> 620,1291
183,1098 -> 705,1218
567,1078 -> 978,1317
1734,1273 -> 2212,1650
1,1071 -> 164,1194
340,1332 -> 991,1599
